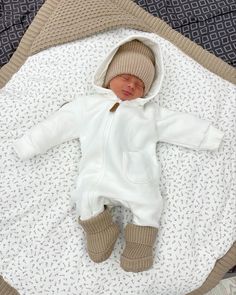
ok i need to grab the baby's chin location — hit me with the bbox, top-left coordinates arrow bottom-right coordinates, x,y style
119,96 -> 137,101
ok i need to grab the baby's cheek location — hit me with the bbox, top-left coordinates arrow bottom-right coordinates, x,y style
136,89 -> 144,98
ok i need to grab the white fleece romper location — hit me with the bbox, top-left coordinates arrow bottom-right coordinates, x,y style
13,35 -> 224,228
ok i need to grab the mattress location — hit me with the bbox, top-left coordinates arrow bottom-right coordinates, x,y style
0,1 -> 236,295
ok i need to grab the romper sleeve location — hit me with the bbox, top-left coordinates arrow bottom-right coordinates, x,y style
156,107 -> 224,151
13,98 -> 84,160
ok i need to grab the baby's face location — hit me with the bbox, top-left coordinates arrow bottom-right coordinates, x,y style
108,74 -> 144,101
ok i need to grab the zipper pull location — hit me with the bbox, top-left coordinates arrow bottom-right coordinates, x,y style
109,102 -> 120,112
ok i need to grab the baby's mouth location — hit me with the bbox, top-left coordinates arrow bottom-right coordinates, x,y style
122,90 -> 132,96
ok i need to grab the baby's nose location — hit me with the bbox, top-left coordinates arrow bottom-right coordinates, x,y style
128,82 -> 135,89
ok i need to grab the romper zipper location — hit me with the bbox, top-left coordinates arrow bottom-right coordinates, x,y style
90,99 -> 120,208
89,106 -> 115,209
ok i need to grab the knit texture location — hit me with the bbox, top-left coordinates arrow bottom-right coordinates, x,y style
120,224 -> 158,272
78,208 -> 120,262
0,277 -> 19,295
104,40 -> 155,95
187,243 -> 236,295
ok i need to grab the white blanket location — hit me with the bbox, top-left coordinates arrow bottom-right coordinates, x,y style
0,28 -> 235,295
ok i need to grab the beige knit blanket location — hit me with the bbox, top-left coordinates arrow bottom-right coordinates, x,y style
0,1 -> 235,295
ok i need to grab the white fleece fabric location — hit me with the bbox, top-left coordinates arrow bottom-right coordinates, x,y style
13,35 -> 223,228
0,28 -> 235,295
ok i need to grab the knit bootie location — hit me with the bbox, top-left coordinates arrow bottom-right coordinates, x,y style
78,208 -> 120,263
120,224 -> 158,272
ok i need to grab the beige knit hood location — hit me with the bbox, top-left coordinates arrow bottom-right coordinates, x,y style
93,34 -> 164,105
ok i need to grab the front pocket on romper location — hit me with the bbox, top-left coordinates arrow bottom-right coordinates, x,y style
123,151 -> 158,184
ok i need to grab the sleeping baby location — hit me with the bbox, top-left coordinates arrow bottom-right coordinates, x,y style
13,35 -> 224,272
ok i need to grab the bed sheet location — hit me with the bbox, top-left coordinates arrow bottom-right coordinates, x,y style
0,0 -> 236,68
0,0 -> 45,68
134,0 -> 236,67
0,28 -> 235,295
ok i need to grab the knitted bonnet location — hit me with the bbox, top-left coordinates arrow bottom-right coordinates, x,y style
104,40 -> 155,96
